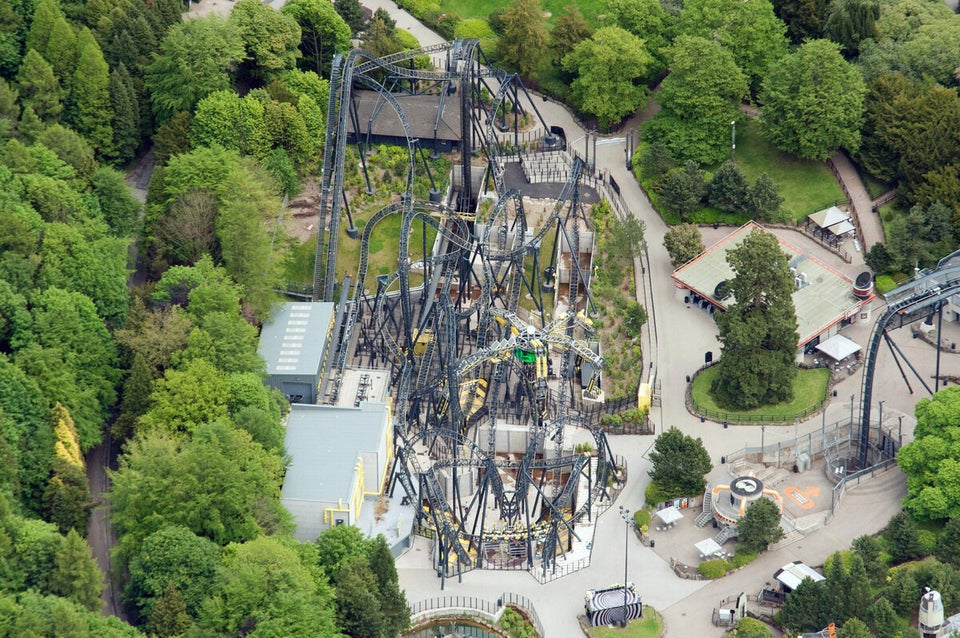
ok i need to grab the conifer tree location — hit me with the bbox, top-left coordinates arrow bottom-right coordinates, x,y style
16,49 -> 63,121
44,403 -> 91,534
50,528 -> 104,612
66,29 -> 111,153
149,582 -> 192,637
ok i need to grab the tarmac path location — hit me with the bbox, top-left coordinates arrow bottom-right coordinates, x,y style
379,7 -> 930,635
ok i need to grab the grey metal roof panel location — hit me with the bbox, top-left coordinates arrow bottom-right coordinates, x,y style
258,302 -> 335,377
281,402 -> 389,503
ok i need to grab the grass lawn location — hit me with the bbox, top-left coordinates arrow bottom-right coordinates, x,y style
585,608 -> 664,638
690,365 -> 831,423
729,119 -> 845,223
439,0 -> 604,25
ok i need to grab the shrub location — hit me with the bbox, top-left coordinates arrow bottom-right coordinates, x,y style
633,509 -> 651,530
500,607 -> 536,638
875,274 -> 897,294
644,482 -> 672,507
731,549 -> 758,568
698,558 -> 731,579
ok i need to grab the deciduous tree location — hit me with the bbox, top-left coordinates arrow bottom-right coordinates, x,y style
562,26 -> 652,131
281,0 -> 351,77
736,497 -> 783,552
647,426 -> 712,498
498,0 -> 547,77
663,223 -> 704,268
759,39 -> 866,160
712,229 -> 798,409
230,0 -> 301,80
548,5 -> 590,68
49,529 -> 103,612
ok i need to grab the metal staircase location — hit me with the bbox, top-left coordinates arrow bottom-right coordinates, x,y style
714,524 -> 738,545
695,490 -> 714,527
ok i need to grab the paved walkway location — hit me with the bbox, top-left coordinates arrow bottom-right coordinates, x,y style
830,151 -> 886,251
353,7 -> 932,635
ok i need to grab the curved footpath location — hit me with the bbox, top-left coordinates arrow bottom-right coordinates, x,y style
383,7 -> 916,635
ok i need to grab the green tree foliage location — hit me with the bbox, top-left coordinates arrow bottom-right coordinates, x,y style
106,64 -> 140,165
599,0 -> 667,63
882,511 -> 923,563
137,358 -> 231,436
498,0 -> 547,77
145,16 -> 245,126
148,582 -> 192,637
851,534 -> 887,582
885,202 -> 955,273
16,49 -> 63,122
6,514 -> 63,592
548,5 -> 590,68
153,189 -> 219,266
115,300 -> 194,377
635,140 -> 676,181
772,0 -> 827,44
822,553 -> 850,621
281,0 -> 351,77
35,125 -> 95,182
190,90 -> 269,158
562,26 -> 652,131
898,388 -> 960,521
657,161 -> 706,221
759,39 -> 865,161
737,498 -> 783,552
65,29 -> 111,153
645,36 -> 747,164
712,229 -> 799,409
778,577 -> 825,633
883,567 -> 918,616
0,590 -> 146,637
846,554 -> 872,620
360,8 -> 403,59
824,0 -> 878,56
0,354 -> 52,514
708,161 -> 750,214
110,421 -> 288,563
334,555 -> 386,638
315,523 -> 371,582
837,618 -> 871,638
112,352 -> 153,443
125,525 -> 222,624
647,426 -> 712,499
914,560 -> 960,613
26,0 -> 75,82
748,173 -> 785,222
265,147 -> 301,198
49,528 -> 103,612
91,166 -> 142,238
230,0 -> 301,80
0,0 -> 24,78
197,536 -> 339,637
334,0 -> 365,35
663,223 -> 705,268
43,403 -> 91,534
937,517 -> 960,568
675,0 -> 787,92
865,596 -> 898,638
734,617 -> 771,638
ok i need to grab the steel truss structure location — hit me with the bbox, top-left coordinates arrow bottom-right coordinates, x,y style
312,40 -> 617,585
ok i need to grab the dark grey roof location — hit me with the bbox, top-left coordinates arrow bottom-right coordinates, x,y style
258,302 -> 335,377
281,402 -> 389,503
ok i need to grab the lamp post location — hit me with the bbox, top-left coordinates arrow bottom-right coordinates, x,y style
850,394 -> 855,425
619,506 -> 631,627
878,400 -> 885,433
760,424 -> 766,461
731,121 -> 736,162
898,415 -> 904,448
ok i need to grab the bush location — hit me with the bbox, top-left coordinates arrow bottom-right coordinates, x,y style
875,274 -> 897,294
499,607 -> 535,638
698,558 -> 731,579
731,549 -> 759,568
645,482 -> 672,508
634,509 -> 651,531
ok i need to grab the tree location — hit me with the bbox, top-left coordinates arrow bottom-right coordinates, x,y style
562,26 -> 652,131
37,125 -> 97,180
823,557 -> 850,633
645,36 -> 747,164
113,353 -> 153,442
281,0 -> 351,77
635,140 -> 676,180
197,536 -> 339,637
599,0 -> 667,62
65,29 -> 111,153
125,525 -> 222,622
15,49 -> 63,122
647,427 -> 712,498
109,421 -> 289,563
148,582 -> 192,637
708,162 -> 750,214
153,189 -> 219,266
883,511 -> 923,563
137,358 -> 231,436
44,403 -> 91,534
366,535 -> 410,637
735,497 -> 783,552
106,64 -> 140,165
748,173 -> 785,222
114,300 -> 194,377
937,517 -> 960,567
663,224 -> 704,268
772,0 -> 827,44
712,229 -> 799,410
675,0 -> 788,92
778,577 -> 825,633
883,567 -> 918,616
26,0 -> 75,82
49,529 -> 103,612
851,534 -> 887,582
898,388 -> 960,521
190,91 -> 268,159
657,161 -> 706,220
847,554 -> 872,621
91,166 -> 143,239
824,0 -> 879,56
334,0 -> 365,35
144,17 -> 245,126
498,0 -> 547,77
230,0 -> 301,80
360,8 -> 402,59
837,618 -> 872,638
734,617 -> 771,638
548,5 -> 590,68
865,596 -> 899,638
315,523 -> 371,581
759,39 -> 866,160
885,203 -> 956,273
335,556 -> 386,638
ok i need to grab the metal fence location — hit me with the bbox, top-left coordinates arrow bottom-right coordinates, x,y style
408,592 -> 544,637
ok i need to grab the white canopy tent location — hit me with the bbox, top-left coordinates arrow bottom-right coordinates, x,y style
808,205 -> 850,230
815,334 -> 861,362
695,538 -> 723,558
826,219 -> 856,236
656,506 -> 683,525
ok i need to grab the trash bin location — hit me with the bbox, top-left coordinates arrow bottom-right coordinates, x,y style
650,539 -> 655,548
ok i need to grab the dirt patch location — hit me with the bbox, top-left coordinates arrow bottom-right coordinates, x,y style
285,179 -> 321,244
184,0 -> 235,19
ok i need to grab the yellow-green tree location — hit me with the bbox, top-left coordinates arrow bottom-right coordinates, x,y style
44,402 -> 91,535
